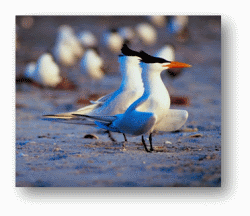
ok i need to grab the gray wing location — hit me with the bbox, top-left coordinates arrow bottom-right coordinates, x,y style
90,91 -> 116,105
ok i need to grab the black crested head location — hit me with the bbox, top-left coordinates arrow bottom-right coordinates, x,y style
139,51 -> 170,63
119,43 -> 140,57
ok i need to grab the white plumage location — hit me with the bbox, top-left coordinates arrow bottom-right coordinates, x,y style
80,49 -> 104,80
148,16 -> 167,28
103,30 -> 124,53
154,44 -> 175,61
25,53 -> 62,87
78,30 -> 98,48
43,45 -> 191,151
78,49 -> 191,152
43,45 -> 143,123
53,25 -> 84,66
135,23 -> 157,45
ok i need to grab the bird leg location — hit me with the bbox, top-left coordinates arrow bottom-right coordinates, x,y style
107,131 -> 117,142
123,133 -> 128,142
141,135 -> 151,153
149,133 -> 154,151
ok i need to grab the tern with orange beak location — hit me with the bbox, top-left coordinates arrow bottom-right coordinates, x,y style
74,50 -> 191,152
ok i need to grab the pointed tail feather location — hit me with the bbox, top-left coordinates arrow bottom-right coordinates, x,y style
72,114 -> 117,123
42,113 -> 97,126
42,116 -> 96,126
42,111 -> 96,126
43,113 -> 74,119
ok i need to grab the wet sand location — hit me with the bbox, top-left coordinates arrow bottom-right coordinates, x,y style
16,16 -> 221,187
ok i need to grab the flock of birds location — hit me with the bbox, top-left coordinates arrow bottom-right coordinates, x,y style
17,16 -> 192,153
17,15 -> 189,89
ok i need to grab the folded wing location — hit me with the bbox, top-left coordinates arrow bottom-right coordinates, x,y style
154,109 -> 188,132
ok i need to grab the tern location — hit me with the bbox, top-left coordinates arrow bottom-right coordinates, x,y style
53,25 -> 84,67
24,53 -> 62,88
43,44 -> 144,141
74,50 -> 191,152
147,15 -> 167,28
80,47 -> 104,80
103,28 -> 124,53
135,23 -> 157,46
78,30 -> 98,48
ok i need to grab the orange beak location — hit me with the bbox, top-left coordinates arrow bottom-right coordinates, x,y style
163,61 -> 192,69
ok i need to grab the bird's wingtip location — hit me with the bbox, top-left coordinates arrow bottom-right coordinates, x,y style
72,114 -> 89,117
42,114 -> 60,118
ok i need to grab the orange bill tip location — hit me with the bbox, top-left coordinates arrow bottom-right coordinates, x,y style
164,61 -> 192,69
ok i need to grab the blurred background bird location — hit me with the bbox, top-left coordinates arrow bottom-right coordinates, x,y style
80,47 -> 104,80
155,43 -> 175,61
135,22 -> 157,46
53,25 -> 84,67
147,15 -> 167,28
78,30 -> 98,48
168,16 -> 189,42
15,15 -> 195,105
103,28 -> 124,53
24,53 -> 62,88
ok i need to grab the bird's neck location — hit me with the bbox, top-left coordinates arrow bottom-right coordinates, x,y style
120,72 -> 143,92
142,68 -> 168,97
119,58 -> 144,92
